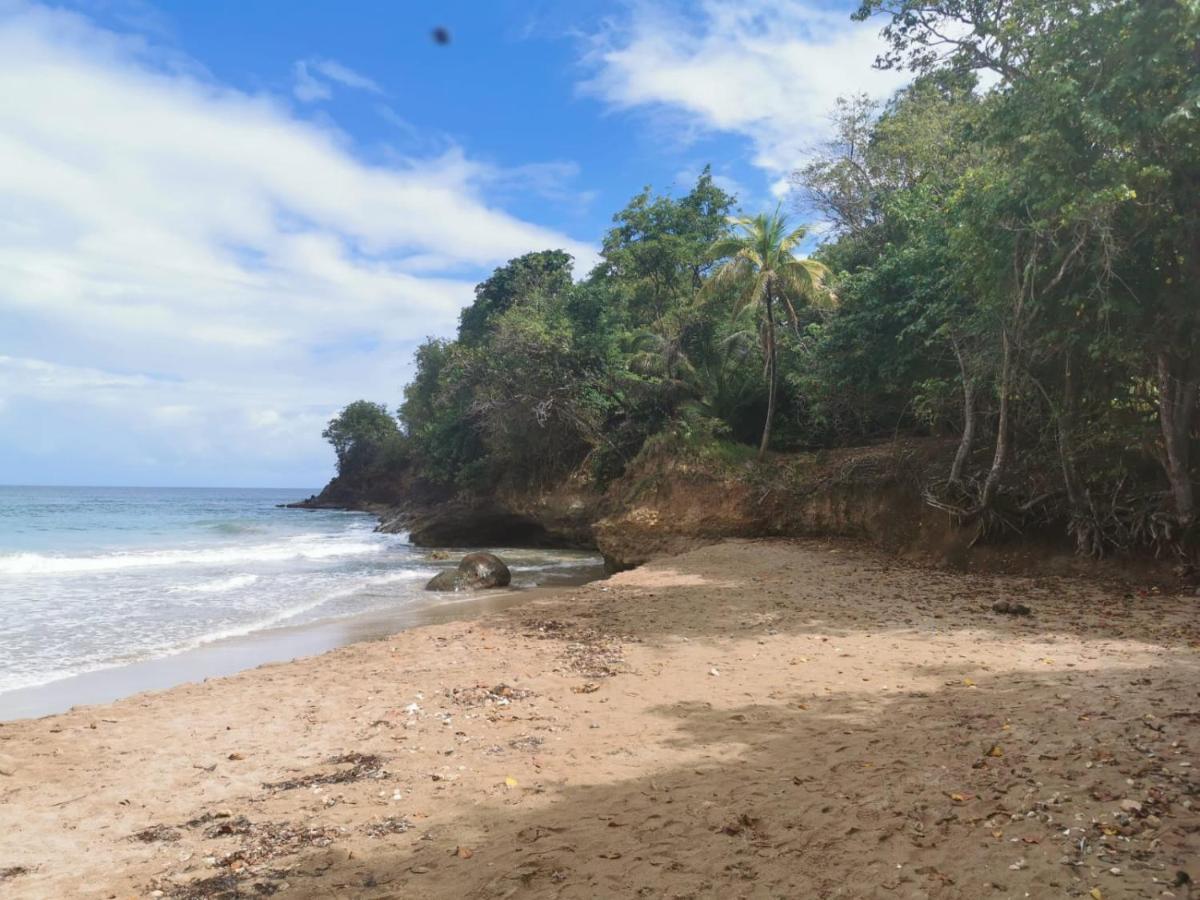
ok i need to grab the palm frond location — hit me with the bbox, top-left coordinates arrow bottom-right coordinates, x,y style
779,225 -> 810,255
708,237 -> 747,261
731,271 -> 770,316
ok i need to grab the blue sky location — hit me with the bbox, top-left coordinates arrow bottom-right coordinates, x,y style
0,0 -> 907,487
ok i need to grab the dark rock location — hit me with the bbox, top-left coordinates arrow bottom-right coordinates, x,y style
405,504 -> 560,548
992,600 -> 1032,616
460,552 -> 511,588
425,552 -> 511,592
425,570 -> 462,592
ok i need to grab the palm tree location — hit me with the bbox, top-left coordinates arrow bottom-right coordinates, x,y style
626,308 -> 762,428
709,209 -> 830,459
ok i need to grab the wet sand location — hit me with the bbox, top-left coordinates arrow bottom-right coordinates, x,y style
0,584 -> 551,720
1,538 -> 1197,899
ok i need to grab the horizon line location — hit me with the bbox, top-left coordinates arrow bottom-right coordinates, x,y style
0,483 -> 322,492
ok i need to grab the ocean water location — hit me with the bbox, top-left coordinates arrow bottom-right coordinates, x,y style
0,485 -> 603,700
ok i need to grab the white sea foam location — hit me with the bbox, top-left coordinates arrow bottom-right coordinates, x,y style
171,573 -> 260,594
0,592 -> 339,695
0,537 -> 384,575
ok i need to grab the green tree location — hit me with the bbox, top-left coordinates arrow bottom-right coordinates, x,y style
793,74 -> 984,475
595,166 -> 735,324
857,0 -> 1200,531
322,400 -> 400,475
458,250 -> 574,346
398,339 -> 487,487
709,210 -> 830,459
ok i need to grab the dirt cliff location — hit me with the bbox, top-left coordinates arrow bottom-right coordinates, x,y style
295,438 -> 1040,573
294,429 -> 1197,583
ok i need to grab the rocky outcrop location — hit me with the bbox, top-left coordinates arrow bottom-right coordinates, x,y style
398,503 -> 566,548
297,437 -> 1139,578
298,442 -> 956,570
378,481 -> 602,551
287,466 -> 448,514
426,552 -> 512,591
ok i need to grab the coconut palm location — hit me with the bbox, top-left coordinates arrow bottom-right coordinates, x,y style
626,307 -> 762,429
708,209 -> 830,459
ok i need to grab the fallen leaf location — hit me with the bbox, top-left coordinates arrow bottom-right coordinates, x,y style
456,846 -> 473,859
504,776 -> 519,789
962,678 -> 976,687
985,745 -> 1004,758
1090,889 -> 1103,900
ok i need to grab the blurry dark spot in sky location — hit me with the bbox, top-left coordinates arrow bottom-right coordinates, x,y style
432,27 -> 451,45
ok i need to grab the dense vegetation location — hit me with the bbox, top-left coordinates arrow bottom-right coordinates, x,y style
324,0 -> 1199,557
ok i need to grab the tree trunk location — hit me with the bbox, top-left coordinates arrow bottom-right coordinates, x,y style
948,337 -> 975,486
759,292 -> 777,461
979,328 -> 1012,510
1157,349 -> 1198,528
1048,354 -> 1092,552
1050,353 -> 1083,509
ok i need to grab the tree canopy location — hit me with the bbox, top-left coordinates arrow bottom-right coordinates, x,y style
324,0 -> 1200,557
322,400 -> 401,476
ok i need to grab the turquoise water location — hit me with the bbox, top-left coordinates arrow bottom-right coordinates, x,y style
0,486 -> 601,700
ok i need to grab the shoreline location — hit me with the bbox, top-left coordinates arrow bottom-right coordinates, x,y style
1,538 -> 1196,898
0,572 -> 598,721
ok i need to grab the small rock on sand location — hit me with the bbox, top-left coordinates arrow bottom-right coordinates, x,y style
992,600 -> 1032,616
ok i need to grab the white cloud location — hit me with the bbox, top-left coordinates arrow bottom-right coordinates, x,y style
580,0 -> 908,179
0,354 -> 338,480
310,58 -> 382,94
293,57 -> 382,103
0,3 -> 595,485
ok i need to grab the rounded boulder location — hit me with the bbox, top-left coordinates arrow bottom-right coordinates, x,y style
425,552 -> 512,592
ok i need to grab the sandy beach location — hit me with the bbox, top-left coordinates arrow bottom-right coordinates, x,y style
1,538 -> 1197,899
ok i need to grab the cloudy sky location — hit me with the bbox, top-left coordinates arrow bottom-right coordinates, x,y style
0,0 -> 906,488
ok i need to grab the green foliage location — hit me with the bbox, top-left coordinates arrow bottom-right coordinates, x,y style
382,171 -> 749,493
324,1 -> 1199,552
458,250 -> 574,346
811,0 -> 1200,545
398,338 -> 486,486
322,400 -> 401,476
708,208 -> 830,458
594,166 -> 735,324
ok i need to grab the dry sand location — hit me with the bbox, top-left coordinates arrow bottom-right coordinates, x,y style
0,538 -> 1197,899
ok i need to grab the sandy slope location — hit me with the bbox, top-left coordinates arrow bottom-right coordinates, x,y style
1,539 -> 1197,899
